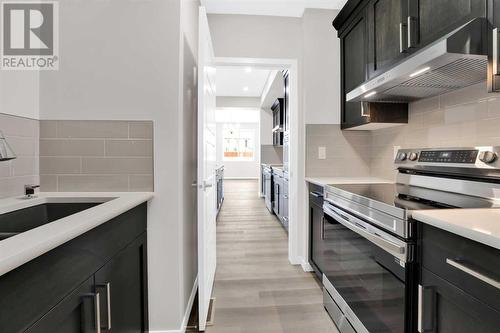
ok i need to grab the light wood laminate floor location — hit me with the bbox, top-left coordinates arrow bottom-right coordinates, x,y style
206,179 -> 338,333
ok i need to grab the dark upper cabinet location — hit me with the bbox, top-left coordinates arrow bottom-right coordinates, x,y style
341,11 -> 368,128
408,0 -> 486,52
271,98 -> 284,146
283,70 -> 290,133
367,0 -> 408,78
488,0 -> 500,91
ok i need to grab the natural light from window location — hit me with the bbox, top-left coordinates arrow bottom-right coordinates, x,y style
222,124 -> 255,161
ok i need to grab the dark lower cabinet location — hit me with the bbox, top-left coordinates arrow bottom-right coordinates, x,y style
95,234 -> 148,333
418,223 -> 500,332
26,277 -> 96,333
308,184 -> 324,278
420,268 -> 500,333
0,204 -> 148,333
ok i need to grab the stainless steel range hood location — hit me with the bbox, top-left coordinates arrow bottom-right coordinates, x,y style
347,18 -> 488,103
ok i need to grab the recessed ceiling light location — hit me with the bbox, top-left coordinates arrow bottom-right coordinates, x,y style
245,67 -> 252,73
243,87 -> 249,91
364,91 -> 377,98
410,67 -> 431,78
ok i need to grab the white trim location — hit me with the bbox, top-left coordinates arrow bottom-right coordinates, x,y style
215,57 -> 303,267
182,276 -> 198,331
150,277 -> 198,333
224,177 -> 259,180
301,259 -> 314,272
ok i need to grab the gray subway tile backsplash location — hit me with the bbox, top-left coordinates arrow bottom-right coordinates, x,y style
0,113 -> 39,199
306,82 -> 500,181
40,120 -> 154,192
1,118 -> 154,196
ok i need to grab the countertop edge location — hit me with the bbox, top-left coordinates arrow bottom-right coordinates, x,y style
412,210 -> 500,251
0,192 -> 154,277
305,177 -> 394,187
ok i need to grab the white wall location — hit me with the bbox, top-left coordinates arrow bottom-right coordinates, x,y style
37,0 -> 199,331
260,107 -> 273,145
303,9 -> 341,124
0,72 -> 39,119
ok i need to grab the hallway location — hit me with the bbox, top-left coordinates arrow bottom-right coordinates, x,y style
206,180 -> 338,333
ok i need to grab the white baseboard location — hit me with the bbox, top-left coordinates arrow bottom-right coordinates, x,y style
150,277 -> 198,333
301,261 -> 314,272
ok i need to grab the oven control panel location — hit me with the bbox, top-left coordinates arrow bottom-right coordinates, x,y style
418,150 -> 478,163
394,147 -> 500,168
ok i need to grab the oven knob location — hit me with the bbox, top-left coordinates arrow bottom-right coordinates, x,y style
397,152 -> 407,161
409,152 -> 419,161
479,151 -> 498,164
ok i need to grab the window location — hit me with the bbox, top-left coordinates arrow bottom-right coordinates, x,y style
223,125 -> 255,161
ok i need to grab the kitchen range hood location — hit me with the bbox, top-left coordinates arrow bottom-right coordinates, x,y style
347,18 -> 488,103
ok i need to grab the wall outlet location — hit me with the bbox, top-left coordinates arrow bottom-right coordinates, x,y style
393,146 -> 401,160
318,147 -> 327,160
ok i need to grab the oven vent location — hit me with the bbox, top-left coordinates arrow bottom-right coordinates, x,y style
346,18 -> 488,103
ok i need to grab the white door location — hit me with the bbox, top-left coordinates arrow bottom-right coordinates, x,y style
197,6 -> 217,332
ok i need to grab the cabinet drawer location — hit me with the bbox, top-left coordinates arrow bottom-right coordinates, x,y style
420,224 -> 500,312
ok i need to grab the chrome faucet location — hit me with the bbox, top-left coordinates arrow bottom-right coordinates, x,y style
24,185 -> 40,198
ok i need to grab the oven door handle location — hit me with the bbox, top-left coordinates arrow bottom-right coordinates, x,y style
324,204 -> 407,263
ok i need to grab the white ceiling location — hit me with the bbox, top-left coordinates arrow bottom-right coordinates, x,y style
216,67 -> 271,97
201,0 -> 348,17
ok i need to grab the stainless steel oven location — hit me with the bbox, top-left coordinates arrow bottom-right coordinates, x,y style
322,200 -> 414,333
319,146 -> 500,333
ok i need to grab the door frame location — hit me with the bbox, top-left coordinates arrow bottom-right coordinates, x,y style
214,57 -> 306,267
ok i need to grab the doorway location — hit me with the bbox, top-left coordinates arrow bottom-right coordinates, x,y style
214,57 -> 300,266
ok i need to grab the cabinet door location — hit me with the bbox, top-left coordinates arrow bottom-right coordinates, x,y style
283,71 -> 290,133
408,0 -> 486,50
26,277 -> 98,333
273,179 -> 281,216
341,11 -> 368,128
488,0 -> 500,92
282,178 -> 289,230
367,0 -> 407,77
309,201 -> 324,277
94,233 -> 148,333
419,268 -> 500,333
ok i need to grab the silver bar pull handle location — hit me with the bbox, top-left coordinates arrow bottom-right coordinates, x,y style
320,216 -> 325,240
418,285 -> 434,332
446,258 -> 500,290
407,16 -> 418,48
97,283 -> 112,330
418,285 -> 424,332
82,293 -> 101,333
399,22 -> 407,53
493,28 -> 500,75
323,204 -> 406,261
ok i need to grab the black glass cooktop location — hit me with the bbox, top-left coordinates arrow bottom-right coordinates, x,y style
330,183 -> 495,210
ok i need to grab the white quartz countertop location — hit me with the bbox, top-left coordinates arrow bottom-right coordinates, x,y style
0,192 -> 153,277
413,209 -> 500,250
305,177 -> 394,187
